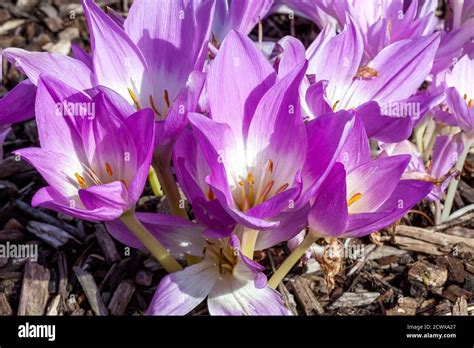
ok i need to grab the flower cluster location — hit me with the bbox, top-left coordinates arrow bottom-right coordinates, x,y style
1,0 -> 471,315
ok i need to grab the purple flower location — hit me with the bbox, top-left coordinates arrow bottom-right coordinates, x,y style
303,16 -> 443,142
3,0 -> 212,160
175,31 -> 353,235
107,215 -> 290,315
285,0 -> 438,61
308,116 -> 433,238
435,54 -> 474,138
14,75 -> 155,222
380,135 -> 464,201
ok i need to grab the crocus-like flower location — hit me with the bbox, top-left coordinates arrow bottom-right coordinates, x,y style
303,16 -> 443,142
106,214 -> 290,315
435,54 -> 474,138
14,75 -> 155,221
3,0 -> 212,160
308,116 -> 433,238
284,0 -> 438,62
174,30 -> 354,235
379,135 -> 464,201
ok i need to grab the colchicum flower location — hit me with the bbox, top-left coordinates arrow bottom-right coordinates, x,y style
174,31 -> 355,258
107,214 -> 290,315
308,116 -> 433,238
285,0 -> 439,62
379,135 -> 464,201
303,17 -> 443,142
14,75 -> 155,221
3,0 -> 213,160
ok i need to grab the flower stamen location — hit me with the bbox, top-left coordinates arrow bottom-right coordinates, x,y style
128,88 -> 141,110
348,192 -> 363,206
75,173 -> 87,189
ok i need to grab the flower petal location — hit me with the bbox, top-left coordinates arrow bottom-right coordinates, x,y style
124,0 -> 214,104
105,212 -> 206,257
346,155 -> 410,214
82,0 -> 151,106
2,48 -> 93,89
146,260 -> 218,315
0,79 -> 36,125
208,262 -> 291,315
308,162 -> 348,237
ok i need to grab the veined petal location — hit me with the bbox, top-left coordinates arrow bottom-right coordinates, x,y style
305,80 -> 332,118
78,180 -> 129,214
155,70 -> 206,160
208,262 -> 291,315
255,205 -> 310,250
123,108 -> 155,204
14,147 -> 82,197
300,111 -> 354,205
207,30 -> 276,145
339,33 -> 440,108
307,16 -> 363,104
32,186 -> 123,222
345,179 -> 433,237
274,36 -> 306,78
355,101 -> 413,142
0,79 -> 36,125
82,0 -> 151,106
146,260 -> 218,315
346,155 -> 410,214
308,163 -> 348,237
34,75 -> 90,159
246,61 -> 308,192
71,43 -> 93,70
336,115 -> 371,172
430,133 -> 464,179
2,48 -> 93,89
105,212 -> 205,257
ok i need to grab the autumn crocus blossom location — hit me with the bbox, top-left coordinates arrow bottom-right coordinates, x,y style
14,75 -> 155,221
106,215 -> 290,315
303,17 -> 443,142
174,30 -> 356,259
3,0 -> 211,163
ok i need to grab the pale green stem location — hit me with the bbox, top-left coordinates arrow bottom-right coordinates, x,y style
414,119 -> 428,153
120,210 -> 182,273
441,139 -> 472,222
147,166 -> 163,197
422,123 -> 441,162
153,155 -> 188,219
268,232 -> 319,289
241,228 -> 259,259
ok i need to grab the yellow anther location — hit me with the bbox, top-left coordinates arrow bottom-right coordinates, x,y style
468,99 -> 473,108
247,172 -> 254,185
463,93 -> 468,100
120,179 -> 128,189
75,173 -> 87,189
348,193 -> 363,206
355,66 -> 379,79
105,162 -> 113,177
332,100 -> 340,111
128,88 -> 141,110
